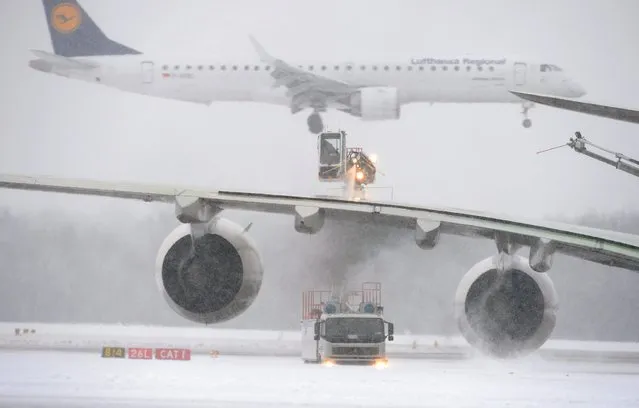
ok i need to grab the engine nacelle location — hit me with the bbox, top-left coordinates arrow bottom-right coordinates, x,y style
454,255 -> 558,359
350,87 -> 401,120
155,217 -> 263,325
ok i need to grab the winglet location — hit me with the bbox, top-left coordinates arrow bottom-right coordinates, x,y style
249,35 -> 275,63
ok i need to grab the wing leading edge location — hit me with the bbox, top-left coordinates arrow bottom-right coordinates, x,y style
1,173 -> 639,272
510,90 -> 639,124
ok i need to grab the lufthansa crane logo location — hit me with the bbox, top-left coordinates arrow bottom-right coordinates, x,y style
51,3 -> 82,34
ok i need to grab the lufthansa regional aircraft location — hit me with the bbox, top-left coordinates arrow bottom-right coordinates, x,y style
30,0 -> 587,134
0,173 -> 638,359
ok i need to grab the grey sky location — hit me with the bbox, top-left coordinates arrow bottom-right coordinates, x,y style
0,1 -> 638,340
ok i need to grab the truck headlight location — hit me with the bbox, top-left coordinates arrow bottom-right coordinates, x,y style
374,359 -> 388,369
322,359 -> 335,367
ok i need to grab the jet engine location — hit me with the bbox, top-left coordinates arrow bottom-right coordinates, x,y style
155,217 -> 263,325
349,86 -> 401,120
454,255 -> 558,359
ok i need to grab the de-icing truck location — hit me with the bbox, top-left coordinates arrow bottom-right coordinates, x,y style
301,282 -> 394,367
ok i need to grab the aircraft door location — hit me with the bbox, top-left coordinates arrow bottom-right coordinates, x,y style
141,61 -> 154,84
513,62 -> 526,86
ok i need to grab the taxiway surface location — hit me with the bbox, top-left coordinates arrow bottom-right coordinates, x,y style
1,348 -> 638,407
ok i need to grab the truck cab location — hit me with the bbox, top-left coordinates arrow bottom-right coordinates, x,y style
301,282 -> 394,367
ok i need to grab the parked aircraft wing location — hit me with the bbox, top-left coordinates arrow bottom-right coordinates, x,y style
1,173 -> 639,272
510,90 -> 639,124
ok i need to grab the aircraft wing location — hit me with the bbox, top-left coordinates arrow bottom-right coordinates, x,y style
249,36 -> 355,109
29,49 -> 99,71
510,90 -> 639,124
1,173 -> 639,273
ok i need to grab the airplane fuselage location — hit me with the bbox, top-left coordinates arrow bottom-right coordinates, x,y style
33,0 -> 587,133
31,54 -> 585,109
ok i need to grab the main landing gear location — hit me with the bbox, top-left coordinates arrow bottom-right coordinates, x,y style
521,102 -> 533,128
307,112 -> 324,134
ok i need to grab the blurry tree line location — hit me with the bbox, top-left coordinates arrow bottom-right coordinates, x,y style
0,206 -> 638,341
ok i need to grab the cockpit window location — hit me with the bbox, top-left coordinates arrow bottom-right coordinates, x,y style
540,64 -> 563,72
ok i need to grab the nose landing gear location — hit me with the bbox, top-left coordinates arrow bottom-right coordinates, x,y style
521,102 -> 534,128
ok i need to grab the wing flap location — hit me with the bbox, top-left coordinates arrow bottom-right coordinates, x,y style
1,173 -> 638,272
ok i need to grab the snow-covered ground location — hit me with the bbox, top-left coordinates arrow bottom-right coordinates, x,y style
2,322 -> 639,361
1,349 -> 638,407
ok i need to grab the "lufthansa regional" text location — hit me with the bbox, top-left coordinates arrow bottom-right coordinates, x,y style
410,58 -> 507,65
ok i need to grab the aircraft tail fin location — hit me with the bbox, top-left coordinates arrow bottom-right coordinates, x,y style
41,0 -> 142,57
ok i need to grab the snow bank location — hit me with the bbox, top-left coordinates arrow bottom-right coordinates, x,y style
1,322 -> 638,361
0,322 -> 469,357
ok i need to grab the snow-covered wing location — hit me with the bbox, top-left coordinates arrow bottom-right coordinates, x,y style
1,173 -> 638,272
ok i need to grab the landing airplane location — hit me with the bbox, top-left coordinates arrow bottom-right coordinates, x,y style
0,173 -> 637,360
31,0 -> 587,134
510,90 -> 639,124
